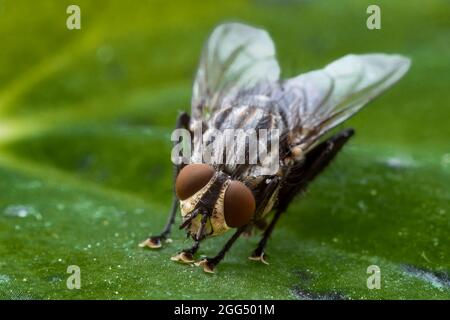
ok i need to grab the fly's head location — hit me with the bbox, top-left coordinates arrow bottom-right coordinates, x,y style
175,164 -> 256,240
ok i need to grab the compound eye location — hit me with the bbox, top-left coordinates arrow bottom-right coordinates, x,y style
224,181 -> 256,228
175,164 -> 215,200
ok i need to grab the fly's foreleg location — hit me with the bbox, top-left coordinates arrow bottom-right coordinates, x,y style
171,213 -> 208,264
139,112 -> 191,249
139,198 -> 179,249
247,176 -> 282,264
196,226 -> 247,273
249,209 -> 283,264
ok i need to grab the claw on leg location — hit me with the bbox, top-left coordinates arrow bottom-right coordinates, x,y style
249,251 -> 269,265
195,259 -> 216,274
171,251 -> 195,264
139,236 -> 172,249
139,237 -> 161,249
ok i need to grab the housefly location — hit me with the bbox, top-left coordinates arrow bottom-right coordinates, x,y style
140,23 -> 410,273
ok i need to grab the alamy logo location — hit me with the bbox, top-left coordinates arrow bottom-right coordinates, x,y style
171,126 -> 280,175
366,5 -> 381,30
66,265 -> 81,289
66,5 -> 81,30
367,265 -> 381,289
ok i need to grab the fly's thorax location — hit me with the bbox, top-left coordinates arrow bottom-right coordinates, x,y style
190,104 -> 284,177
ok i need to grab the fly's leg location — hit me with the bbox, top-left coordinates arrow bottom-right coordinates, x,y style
249,209 -> 283,264
139,199 -> 179,249
250,128 -> 355,263
246,175 -> 282,263
196,226 -> 247,273
171,213 -> 208,264
139,112 -> 191,249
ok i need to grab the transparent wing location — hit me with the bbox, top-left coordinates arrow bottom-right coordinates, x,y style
191,23 -> 280,121
280,54 -> 411,149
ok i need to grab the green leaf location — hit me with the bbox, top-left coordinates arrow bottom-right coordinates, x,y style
0,0 -> 449,299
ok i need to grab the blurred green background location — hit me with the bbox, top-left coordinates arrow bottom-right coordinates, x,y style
0,0 -> 449,299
